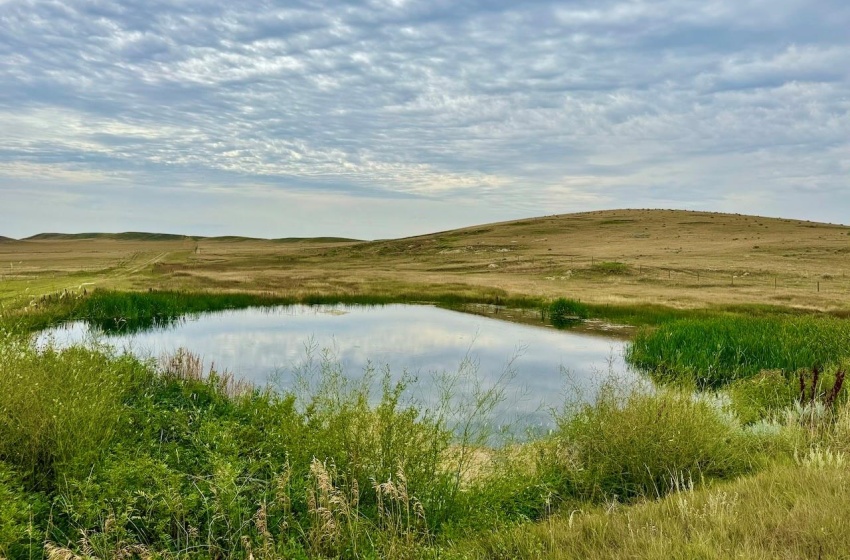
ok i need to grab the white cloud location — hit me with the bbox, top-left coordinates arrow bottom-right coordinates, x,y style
0,0 -> 848,237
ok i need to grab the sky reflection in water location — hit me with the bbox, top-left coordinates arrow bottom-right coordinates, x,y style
39,304 -> 634,433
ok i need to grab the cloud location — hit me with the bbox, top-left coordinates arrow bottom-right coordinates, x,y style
0,0 -> 848,237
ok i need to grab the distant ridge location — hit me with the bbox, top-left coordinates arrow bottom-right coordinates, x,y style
0,235 -> 13,242
25,232 -> 197,241
272,236 -> 361,243
21,232 -> 363,243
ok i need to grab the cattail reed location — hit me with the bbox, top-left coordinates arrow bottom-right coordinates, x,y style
825,369 -> 846,408
811,365 -> 820,404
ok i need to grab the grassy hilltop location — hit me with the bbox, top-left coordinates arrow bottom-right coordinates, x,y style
1,209 -> 850,559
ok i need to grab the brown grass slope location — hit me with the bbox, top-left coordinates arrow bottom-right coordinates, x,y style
2,209 -> 849,310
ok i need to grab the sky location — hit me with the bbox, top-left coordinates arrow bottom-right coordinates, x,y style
1,0 -> 848,239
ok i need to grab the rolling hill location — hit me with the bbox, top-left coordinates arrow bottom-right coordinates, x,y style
4,209 -> 849,311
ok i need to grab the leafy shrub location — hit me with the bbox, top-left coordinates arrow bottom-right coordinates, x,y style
0,333 -> 148,486
552,383 -> 754,501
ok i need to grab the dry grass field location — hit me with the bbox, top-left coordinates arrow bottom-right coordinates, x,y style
2,208 -> 849,311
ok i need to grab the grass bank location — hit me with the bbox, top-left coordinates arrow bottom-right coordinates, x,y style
13,289 -> 547,334
628,315 -> 850,387
450,458 -> 850,560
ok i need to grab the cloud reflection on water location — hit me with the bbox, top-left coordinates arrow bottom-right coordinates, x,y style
39,304 -> 633,433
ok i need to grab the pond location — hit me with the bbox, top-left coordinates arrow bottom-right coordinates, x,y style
38,304 -> 635,434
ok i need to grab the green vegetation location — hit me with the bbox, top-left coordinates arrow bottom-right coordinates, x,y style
548,298 -> 589,327
548,384 -> 760,502
2,328 -> 844,559
627,316 -> 850,387
0,333 -> 148,487
12,289 -> 548,334
3,291 -> 850,558
449,461 -> 850,560
588,261 -> 632,275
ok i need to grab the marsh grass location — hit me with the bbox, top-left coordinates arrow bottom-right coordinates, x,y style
15,289 -> 547,335
548,298 -> 589,327
627,316 -> 850,387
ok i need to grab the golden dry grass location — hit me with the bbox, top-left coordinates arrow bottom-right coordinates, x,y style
455,459 -> 850,560
2,209 -> 849,311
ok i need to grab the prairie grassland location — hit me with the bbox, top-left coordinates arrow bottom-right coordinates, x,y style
2,209 -> 850,311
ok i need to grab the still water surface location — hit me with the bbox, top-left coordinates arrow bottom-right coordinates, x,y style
39,304 -> 634,432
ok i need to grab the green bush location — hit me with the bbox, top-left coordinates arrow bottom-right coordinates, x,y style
0,332 -> 149,486
589,261 -> 632,275
549,298 -> 589,327
552,384 -> 754,501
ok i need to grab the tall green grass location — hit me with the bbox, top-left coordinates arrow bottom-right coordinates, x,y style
16,289 -> 547,334
0,331 -> 148,486
627,316 -> 850,387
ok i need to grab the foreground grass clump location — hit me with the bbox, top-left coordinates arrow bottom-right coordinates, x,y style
627,315 -> 850,387
48,350 -> 460,559
545,382 -> 759,503
0,463 -> 43,559
0,331 -> 148,486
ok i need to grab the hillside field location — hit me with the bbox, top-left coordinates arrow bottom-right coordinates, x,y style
2,209 -> 849,311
